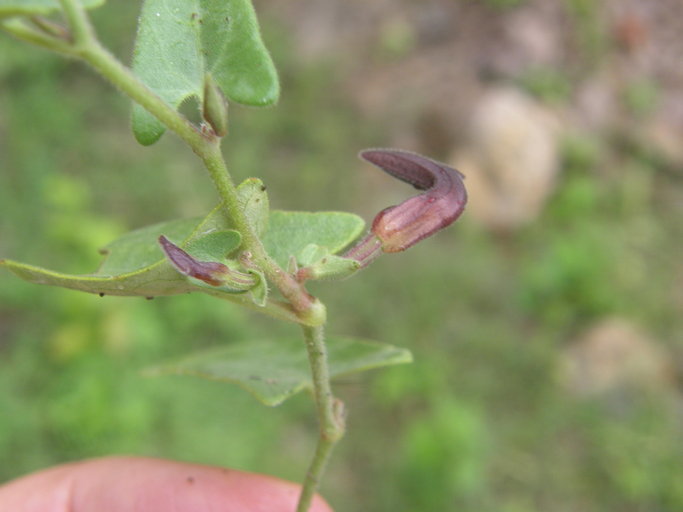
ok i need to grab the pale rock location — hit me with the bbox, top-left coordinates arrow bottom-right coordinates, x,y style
452,88 -> 560,231
560,318 -> 674,396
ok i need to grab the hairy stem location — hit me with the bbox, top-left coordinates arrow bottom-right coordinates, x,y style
0,18 -> 73,54
58,0 -> 95,45
297,325 -> 345,512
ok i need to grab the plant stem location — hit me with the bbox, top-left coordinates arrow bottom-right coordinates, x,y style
0,18 -> 73,54
80,45 -> 206,150
297,325 -> 345,512
199,144 -> 323,321
58,0 -> 94,45
31,7 -> 340,509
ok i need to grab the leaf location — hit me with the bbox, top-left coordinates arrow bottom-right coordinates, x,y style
236,178 -> 269,236
132,0 -> 279,145
247,268 -> 267,307
297,243 -> 330,267
0,0 -> 104,18
297,244 -> 361,281
263,211 -> 365,268
154,184 -> 268,249
185,230 -> 242,261
0,215 -> 242,298
145,337 -> 413,406
97,217 -> 200,275
1,208 -> 364,303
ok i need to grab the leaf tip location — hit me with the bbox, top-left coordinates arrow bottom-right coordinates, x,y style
133,128 -> 164,146
132,106 -> 166,146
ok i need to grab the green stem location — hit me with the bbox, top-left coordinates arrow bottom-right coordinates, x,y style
297,325 -> 345,512
82,43 -> 206,150
199,144 -> 324,321
0,18 -> 73,54
58,0 -> 94,45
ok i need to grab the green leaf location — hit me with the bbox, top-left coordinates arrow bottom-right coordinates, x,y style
145,337 -> 413,406
184,230 -> 241,261
297,243 -> 330,267
263,211 -> 365,268
0,215 -> 242,299
297,244 -> 361,281
247,269 -> 267,307
1,208 -> 364,303
132,0 -> 279,145
236,178 -> 269,236
0,0 -> 103,18
96,217 -> 200,275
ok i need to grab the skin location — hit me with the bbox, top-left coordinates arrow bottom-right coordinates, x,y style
0,456 -> 333,512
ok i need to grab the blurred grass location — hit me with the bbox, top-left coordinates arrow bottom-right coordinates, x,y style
1,2 -> 683,512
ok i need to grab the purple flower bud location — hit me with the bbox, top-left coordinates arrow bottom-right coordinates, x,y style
360,149 -> 467,252
158,236 -> 255,289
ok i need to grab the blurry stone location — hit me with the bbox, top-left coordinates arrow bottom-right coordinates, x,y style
451,87 -> 560,231
560,318 -> 674,396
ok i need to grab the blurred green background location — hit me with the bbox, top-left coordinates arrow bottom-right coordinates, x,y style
1,1 -> 683,511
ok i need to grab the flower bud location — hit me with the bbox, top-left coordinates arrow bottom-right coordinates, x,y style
360,149 -> 467,252
159,236 -> 255,290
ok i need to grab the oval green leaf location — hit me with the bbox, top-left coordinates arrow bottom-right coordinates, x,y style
132,0 -> 279,144
236,178 -> 269,236
297,244 -> 361,281
145,337 -> 413,406
0,213 -> 241,298
262,211 -> 365,268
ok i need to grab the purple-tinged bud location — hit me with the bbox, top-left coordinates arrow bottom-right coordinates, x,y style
159,236 -> 255,289
360,149 -> 467,252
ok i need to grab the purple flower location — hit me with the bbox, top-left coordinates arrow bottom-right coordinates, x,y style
360,149 -> 467,252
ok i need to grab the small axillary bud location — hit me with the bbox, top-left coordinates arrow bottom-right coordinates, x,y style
360,149 -> 467,252
159,236 -> 255,289
202,73 -> 229,137
29,16 -> 70,40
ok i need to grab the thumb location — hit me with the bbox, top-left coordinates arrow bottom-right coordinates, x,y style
0,456 -> 333,512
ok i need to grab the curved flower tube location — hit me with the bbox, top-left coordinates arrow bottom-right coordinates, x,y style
343,149 -> 467,268
362,149 -> 467,252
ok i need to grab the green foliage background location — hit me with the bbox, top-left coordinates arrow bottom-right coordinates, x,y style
1,2 -> 683,511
